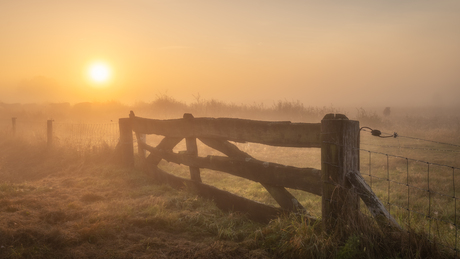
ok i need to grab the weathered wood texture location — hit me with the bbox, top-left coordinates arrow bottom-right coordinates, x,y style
198,137 -> 251,159
321,113 -> 360,232
130,115 -> 321,147
119,118 -> 134,167
130,111 -> 147,165
134,133 -> 147,170
184,114 -> 202,182
346,171 -> 401,230
136,134 -> 146,159
132,111 -> 321,213
197,138 -> 309,212
139,141 -> 322,195
145,155 -> 286,222
150,137 -> 183,166
125,112 -> 397,231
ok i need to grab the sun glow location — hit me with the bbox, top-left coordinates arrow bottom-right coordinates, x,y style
88,62 -> 111,84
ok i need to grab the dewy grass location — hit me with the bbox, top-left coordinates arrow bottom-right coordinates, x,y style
2,100 -> 460,257
0,138 -> 268,257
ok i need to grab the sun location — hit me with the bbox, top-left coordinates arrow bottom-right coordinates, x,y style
88,62 -> 111,84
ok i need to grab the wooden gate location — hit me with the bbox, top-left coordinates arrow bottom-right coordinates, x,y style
119,111 -> 400,230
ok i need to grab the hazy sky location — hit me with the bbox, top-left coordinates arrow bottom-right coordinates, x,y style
1,0 -> 459,107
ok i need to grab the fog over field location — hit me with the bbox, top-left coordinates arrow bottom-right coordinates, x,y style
1,1 -> 459,108
3,3 -> 460,258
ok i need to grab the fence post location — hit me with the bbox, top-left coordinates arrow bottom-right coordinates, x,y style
137,133 -> 146,159
47,120 -> 53,147
184,113 -> 202,182
321,113 -> 360,232
12,117 -> 16,136
129,111 -> 146,165
119,118 -> 134,167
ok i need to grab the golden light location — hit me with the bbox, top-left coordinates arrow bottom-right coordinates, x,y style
88,62 -> 111,84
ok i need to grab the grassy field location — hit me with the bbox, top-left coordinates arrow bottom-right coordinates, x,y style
0,138 -> 272,259
1,98 -> 459,258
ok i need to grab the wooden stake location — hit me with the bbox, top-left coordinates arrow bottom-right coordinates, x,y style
119,117 -> 134,167
184,113 -> 202,182
321,114 -> 360,232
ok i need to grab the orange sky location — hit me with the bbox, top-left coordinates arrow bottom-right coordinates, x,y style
1,0 -> 459,107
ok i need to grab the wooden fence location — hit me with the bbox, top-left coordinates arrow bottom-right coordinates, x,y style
119,111 -> 400,231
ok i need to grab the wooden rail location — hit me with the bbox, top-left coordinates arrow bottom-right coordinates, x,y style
130,115 -> 322,147
119,111 -> 400,230
139,141 -> 322,195
3,115 -> 401,230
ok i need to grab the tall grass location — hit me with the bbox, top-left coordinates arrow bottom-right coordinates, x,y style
0,137 -> 450,258
0,137 -> 269,258
2,97 -> 460,257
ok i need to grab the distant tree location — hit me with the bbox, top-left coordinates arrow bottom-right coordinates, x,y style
383,107 -> 391,116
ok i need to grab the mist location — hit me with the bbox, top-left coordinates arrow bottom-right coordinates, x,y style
1,1 -> 459,108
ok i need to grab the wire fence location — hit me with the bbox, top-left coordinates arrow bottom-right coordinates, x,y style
53,122 -> 119,149
0,118 -> 120,149
360,130 -> 460,255
0,119 -> 47,141
3,116 -> 460,253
